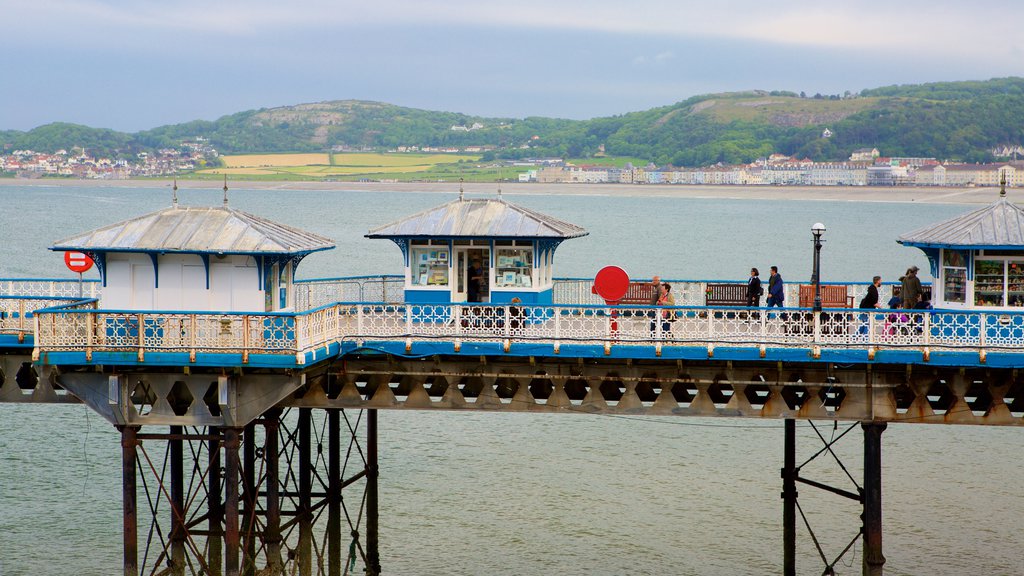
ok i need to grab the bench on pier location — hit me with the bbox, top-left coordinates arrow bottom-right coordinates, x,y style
798,285 -> 854,308
616,282 -> 657,305
705,283 -> 748,307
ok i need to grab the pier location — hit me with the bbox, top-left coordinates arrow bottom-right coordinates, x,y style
4,183 -> 1024,575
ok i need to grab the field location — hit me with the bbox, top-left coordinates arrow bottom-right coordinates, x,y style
695,94 -> 881,125
196,152 -> 500,181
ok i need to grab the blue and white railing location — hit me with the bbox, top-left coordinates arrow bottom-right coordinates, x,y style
26,300 -> 1024,366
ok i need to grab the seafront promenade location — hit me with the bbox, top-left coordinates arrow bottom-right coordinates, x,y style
0,177 -> 1006,204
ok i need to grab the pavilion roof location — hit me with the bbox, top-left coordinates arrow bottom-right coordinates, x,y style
366,197 -> 588,240
52,205 -> 335,256
898,197 -> 1024,249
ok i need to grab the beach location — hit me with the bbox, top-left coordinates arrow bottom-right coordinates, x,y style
0,177 -> 1005,204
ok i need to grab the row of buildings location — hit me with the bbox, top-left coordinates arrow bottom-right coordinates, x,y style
0,140 -> 218,179
525,153 -> 1024,187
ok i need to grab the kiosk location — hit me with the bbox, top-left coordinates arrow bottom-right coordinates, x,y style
51,196 -> 334,312
898,177 -> 1024,310
367,190 -> 587,305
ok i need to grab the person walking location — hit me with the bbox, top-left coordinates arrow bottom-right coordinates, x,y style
746,268 -> 762,307
860,276 -> 882,309
649,275 -> 662,305
767,266 -> 785,307
858,276 -> 881,335
901,266 -> 922,309
649,282 -> 675,338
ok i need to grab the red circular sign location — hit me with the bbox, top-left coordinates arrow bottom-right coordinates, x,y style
593,265 -> 630,303
64,251 -> 94,273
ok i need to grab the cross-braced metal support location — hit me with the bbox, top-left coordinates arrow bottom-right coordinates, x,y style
116,408 -> 380,575
782,419 -> 887,575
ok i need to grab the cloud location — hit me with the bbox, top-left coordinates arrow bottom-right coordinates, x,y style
7,0 -> 1024,60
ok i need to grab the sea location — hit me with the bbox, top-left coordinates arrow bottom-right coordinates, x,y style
1,183 -> 1023,576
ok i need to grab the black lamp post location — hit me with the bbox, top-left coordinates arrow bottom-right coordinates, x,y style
811,222 -> 826,312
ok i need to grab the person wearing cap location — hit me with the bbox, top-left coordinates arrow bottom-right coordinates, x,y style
901,265 -> 922,309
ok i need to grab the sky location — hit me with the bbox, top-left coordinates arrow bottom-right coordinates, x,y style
2,0 -> 1024,133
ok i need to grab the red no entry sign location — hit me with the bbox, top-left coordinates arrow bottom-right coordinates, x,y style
64,251 -> 94,273
592,265 -> 630,304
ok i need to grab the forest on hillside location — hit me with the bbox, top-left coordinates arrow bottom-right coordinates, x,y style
4,78 -> 1024,166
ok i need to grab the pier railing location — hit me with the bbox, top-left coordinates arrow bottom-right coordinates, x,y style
1,296 -> 97,341
30,301 -> 1024,365
0,278 -> 100,299
295,275 -> 404,310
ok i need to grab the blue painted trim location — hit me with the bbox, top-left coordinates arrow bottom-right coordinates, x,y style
34,350 -> 332,370
148,253 -> 160,288
0,334 -> 33,348
201,254 -> 211,289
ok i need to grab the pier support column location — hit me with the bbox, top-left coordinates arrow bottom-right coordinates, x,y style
264,410 -> 283,573
170,426 -> 185,576
328,410 -> 341,576
781,418 -> 796,576
120,426 -> 140,576
224,427 -> 241,576
367,409 -> 381,576
862,422 -> 887,576
208,427 -> 223,576
298,408 -> 313,576
242,423 -> 257,575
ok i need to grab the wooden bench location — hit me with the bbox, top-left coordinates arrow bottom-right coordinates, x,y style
705,283 -> 748,306
798,285 -> 854,308
618,282 -> 657,305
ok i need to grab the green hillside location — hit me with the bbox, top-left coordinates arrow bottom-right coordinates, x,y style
4,78 -> 1024,167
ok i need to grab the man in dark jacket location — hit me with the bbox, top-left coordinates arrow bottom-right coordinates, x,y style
860,276 -> 881,309
767,266 -> 784,307
901,266 -> 922,309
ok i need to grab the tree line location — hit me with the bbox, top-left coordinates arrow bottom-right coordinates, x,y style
4,78 -> 1024,167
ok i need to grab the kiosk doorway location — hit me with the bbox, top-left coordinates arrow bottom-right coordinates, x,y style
454,247 -> 489,302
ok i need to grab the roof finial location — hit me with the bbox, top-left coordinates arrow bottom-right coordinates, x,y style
497,182 -> 502,198
1000,171 -> 1007,198
223,174 -> 229,206
459,177 -> 464,201
172,178 -> 178,208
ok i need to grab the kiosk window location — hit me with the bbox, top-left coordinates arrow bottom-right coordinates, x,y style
411,245 -> 449,286
495,247 -> 533,288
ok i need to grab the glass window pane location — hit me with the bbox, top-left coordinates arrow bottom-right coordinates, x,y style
495,247 -> 533,288
974,259 -> 1004,306
411,246 -> 449,286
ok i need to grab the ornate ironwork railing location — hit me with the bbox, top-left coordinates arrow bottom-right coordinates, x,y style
294,275 -> 404,310
30,301 -> 1024,364
0,278 -> 101,299
1,296 -> 96,339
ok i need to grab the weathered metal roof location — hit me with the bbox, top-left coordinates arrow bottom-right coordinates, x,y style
898,197 -> 1024,248
365,197 -> 588,239
51,205 -> 335,255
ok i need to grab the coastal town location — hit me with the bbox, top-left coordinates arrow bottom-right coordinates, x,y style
2,136 -> 1023,187
522,147 -> 1024,187
0,138 -> 218,179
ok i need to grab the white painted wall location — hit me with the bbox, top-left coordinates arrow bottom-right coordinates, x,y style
101,253 -> 264,312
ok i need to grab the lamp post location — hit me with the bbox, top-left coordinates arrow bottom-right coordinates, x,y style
811,223 -> 826,312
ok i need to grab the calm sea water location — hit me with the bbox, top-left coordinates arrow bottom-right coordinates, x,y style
1,184 -> 1022,576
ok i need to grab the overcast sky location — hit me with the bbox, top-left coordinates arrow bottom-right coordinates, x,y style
3,0 -> 1023,132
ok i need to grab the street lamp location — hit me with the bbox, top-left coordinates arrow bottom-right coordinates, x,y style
811,222 -> 826,312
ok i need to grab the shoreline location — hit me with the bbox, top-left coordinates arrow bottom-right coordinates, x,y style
0,178 -> 1007,204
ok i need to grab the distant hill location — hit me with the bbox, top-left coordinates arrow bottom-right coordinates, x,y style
4,78 -> 1024,166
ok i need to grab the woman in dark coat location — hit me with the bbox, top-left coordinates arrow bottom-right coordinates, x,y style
746,267 -> 762,307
